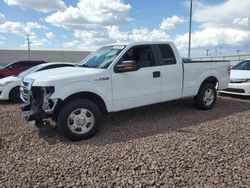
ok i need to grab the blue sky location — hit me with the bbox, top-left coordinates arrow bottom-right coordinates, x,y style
0,0 -> 250,57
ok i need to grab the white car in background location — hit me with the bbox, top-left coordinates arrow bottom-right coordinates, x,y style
220,60 -> 250,96
0,62 -> 75,102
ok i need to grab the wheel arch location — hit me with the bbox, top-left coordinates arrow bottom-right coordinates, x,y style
201,76 -> 218,87
9,86 -> 20,101
53,91 -> 108,121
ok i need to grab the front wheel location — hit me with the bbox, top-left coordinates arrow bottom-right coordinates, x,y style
194,83 -> 217,110
9,86 -> 21,103
57,99 -> 103,141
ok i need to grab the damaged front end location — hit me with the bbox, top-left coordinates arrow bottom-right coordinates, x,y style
20,78 -> 57,121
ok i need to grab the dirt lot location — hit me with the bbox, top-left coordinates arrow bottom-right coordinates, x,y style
0,96 -> 249,187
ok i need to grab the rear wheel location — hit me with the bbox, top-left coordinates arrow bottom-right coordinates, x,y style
9,86 -> 21,103
194,83 -> 217,110
57,99 -> 103,141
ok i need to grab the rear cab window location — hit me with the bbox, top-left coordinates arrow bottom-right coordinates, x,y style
157,44 -> 176,65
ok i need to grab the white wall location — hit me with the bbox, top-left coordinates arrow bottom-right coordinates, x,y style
0,49 -> 91,66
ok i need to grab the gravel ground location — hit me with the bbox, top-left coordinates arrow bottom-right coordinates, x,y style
0,96 -> 250,187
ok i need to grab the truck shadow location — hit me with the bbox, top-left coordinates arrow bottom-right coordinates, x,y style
38,96 -> 250,146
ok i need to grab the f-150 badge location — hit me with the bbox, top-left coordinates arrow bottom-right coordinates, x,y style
94,77 -> 110,81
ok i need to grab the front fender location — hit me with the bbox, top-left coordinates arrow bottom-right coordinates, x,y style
50,81 -> 113,111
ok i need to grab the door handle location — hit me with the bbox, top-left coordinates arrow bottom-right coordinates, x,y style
153,71 -> 160,78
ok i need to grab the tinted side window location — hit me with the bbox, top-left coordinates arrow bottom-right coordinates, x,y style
19,62 -> 33,68
246,61 -> 250,70
158,44 -> 176,65
11,62 -> 24,68
119,45 -> 156,69
233,61 -> 248,70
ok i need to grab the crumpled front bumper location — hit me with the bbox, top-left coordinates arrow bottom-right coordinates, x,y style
21,103 -> 47,121
21,86 -> 57,121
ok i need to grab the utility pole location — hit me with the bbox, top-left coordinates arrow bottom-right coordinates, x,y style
219,46 -> 222,56
236,50 -> 241,62
26,34 -> 31,60
188,0 -> 193,58
205,49 -> 209,57
59,36 -> 64,62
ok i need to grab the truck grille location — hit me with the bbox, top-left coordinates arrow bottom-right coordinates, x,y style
20,79 -> 33,103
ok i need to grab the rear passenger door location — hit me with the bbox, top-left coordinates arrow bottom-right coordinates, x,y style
156,44 -> 183,101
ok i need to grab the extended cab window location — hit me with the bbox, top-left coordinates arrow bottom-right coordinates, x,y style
158,44 -> 176,65
119,45 -> 155,69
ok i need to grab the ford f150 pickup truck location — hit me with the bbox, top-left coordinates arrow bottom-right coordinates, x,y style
20,41 -> 230,141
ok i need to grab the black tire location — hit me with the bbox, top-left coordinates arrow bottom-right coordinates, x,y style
194,83 -> 217,110
57,99 -> 103,141
0,75 -> 3,79
9,86 -> 21,103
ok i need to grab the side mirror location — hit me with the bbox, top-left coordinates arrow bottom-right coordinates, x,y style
115,60 -> 136,73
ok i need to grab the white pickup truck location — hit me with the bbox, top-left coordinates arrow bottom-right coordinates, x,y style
21,41 -> 230,141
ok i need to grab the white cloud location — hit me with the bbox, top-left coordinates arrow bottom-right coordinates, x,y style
193,0 -> 250,28
0,13 -> 5,24
0,21 -> 47,36
20,33 -> 51,48
46,0 -> 132,29
160,16 -> 185,30
26,22 -> 47,30
63,40 -> 82,48
0,19 -> 50,48
4,0 -> 66,13
173,0 -> 250,56
233,17 -> 249,27
74,28 -> 113,47
175,27 -> 250,51
0,21 -> 29,35
72,26 -> 170,49
46,32 -> 55,39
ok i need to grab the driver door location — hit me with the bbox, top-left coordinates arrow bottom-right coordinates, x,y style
111,45 -> 161,111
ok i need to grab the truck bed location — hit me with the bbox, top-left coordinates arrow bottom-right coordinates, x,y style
182,59 -> 230,97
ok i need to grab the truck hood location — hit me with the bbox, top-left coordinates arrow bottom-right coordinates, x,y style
230,70 -> 250,79
26,67 -> 107,86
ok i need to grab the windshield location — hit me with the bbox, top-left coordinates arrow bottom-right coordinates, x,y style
78,45 -> 126,69
2,62 -> 14,69
16,64 -> 43,77
232,61 -> 250,70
